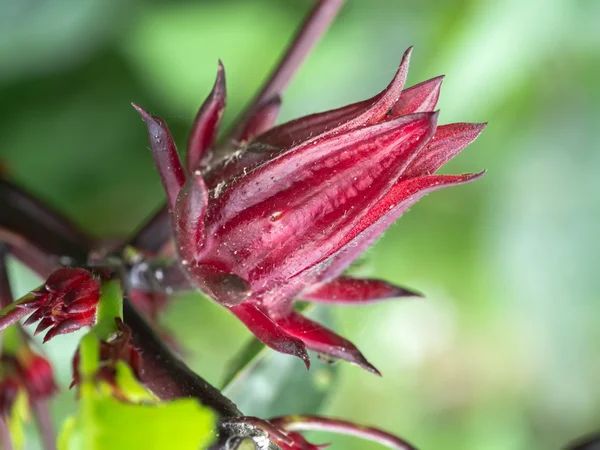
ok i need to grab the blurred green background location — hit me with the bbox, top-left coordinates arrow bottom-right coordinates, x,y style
1,0 -> 599,449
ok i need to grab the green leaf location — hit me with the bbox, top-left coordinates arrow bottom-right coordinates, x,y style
78,333 -> 100,379
223,307 -> 339,417
1,322 -> 23,354
0,0 -> 134,83
58,394 -> 216,450
6,389 -> 29,450
59,333 -> 217,450
113,361 -> 155,403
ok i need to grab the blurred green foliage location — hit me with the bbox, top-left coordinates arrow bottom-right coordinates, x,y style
1,0 -> 599,449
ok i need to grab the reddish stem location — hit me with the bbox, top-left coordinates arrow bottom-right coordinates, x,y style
0,416 -> 13,450
0,182 -> 242,418
127,207 -> 172,254
0,179 -> 91,261
0,244 -> 12,309
270,415 -> 417,450
34,401 -> 57,450
233,0 -> 346,135
0,244 -> 58,450
0,307 -> 29,334
122,299 -> 241,417
0,230 -> 61,279
0,243 -> 30,334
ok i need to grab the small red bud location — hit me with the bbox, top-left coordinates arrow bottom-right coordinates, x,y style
17,268 -> 100,341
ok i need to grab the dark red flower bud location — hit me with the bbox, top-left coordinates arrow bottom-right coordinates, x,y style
0,376 -> 21,415
17,268 -> 100,342
135,47 -> 485,373
16,351 -> 57,399
0,348 -> 57,415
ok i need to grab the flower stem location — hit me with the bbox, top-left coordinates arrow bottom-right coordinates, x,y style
0,179 -> 91,262
0,416 -> 13,450
1,241 -> 57,450
0,246 -> 31,334
92,279 -> 123,340
0,180 -> 241,419
233,0 -> 346,135
33,401 -> 57,450
270,415 -> 417,450
0,244 -> 12,310
122,299 -> 241,417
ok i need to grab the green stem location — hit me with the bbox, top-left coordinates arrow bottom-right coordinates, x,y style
92,279 -> 123,340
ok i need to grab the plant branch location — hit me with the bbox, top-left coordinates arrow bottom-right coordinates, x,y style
0,179 -> 91,262
122,300 -> 240,417
126,207 -> 172,255
0,180 -> 241,419
0,244 -> 12,310
0,416 -> 13,450
233,0 -> 346,135
270,415 -> 417,450
33,401 -> 57,450
1,244 -> 57,450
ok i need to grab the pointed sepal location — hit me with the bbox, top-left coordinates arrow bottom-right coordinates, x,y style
230,303 -> 310,368
392,75 -> 444,116
132,104 -> 186,211
318,172 -> 485,279
212,112 -> 438,286
275,312 -> 380,375
187,61 -> 227,171
403,122 -> 487,178
324,47 -> 413,135
255,47 -> 413,148
303,276 -> 421,304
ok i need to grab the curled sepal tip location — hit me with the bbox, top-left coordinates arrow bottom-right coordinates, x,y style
303,276 -> 422,304
330,46 -> 412,134
132,103 -> 186,211
187,60 -> 227,171
276,312 -> 380,375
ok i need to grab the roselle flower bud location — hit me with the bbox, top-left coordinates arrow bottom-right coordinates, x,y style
0,348 -> 57,415
17,268 -> 100,342
135,47 -> 485,374
0,376 -> 21,415
16,350 -> 57,399
71,318 -> 142,394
